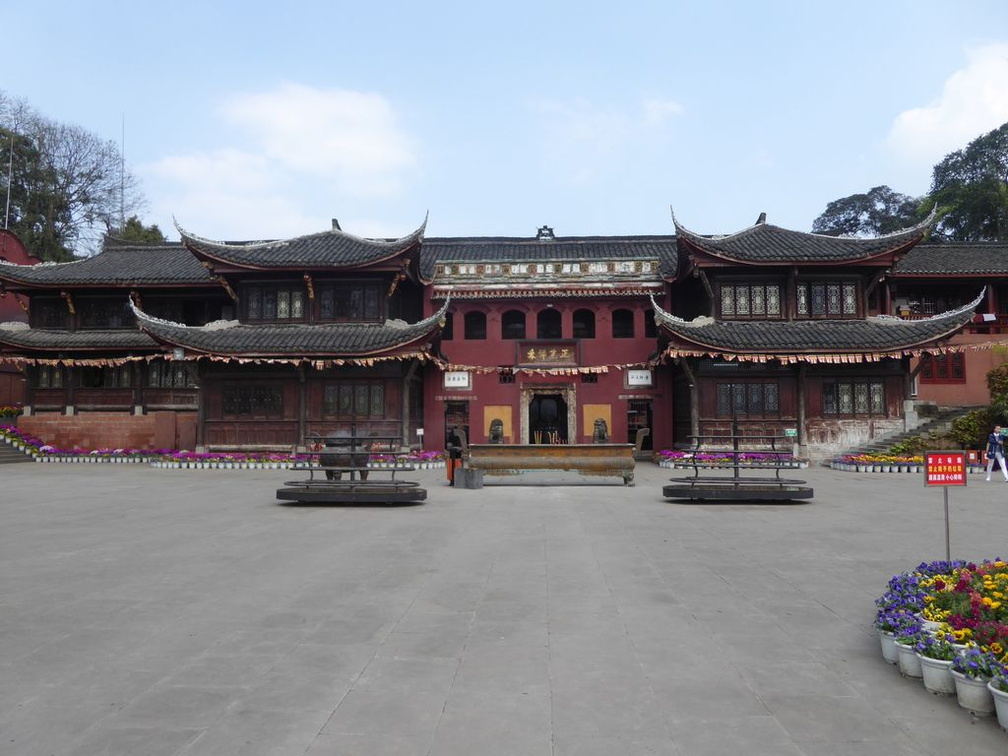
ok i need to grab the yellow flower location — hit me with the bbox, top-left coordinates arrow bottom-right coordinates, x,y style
991,642 -> 1004,655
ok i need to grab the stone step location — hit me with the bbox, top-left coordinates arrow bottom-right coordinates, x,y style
838,407 -> 972,459
0,442 -> 33,464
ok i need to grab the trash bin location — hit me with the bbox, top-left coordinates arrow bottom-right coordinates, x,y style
446,445 -> 463,485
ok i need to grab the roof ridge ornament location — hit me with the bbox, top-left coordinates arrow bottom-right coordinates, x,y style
537,225 -> 555,241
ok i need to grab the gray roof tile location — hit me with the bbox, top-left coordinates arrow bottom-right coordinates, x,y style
178,220 -> 426,270
892,243 -> 1008,276
131,301 -> 447,359
651,294 -> 979,357
0,327 -> 157,351
673,211 -> 934,264
0,244 -> 214,287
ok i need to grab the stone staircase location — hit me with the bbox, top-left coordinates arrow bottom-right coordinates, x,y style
838,406 -> 971,460
0,441 -> 33,464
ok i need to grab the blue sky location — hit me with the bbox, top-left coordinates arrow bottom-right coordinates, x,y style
5,1 -> 1008,245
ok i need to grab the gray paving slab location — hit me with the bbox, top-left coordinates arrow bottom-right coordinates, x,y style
2,462 -> 1008,754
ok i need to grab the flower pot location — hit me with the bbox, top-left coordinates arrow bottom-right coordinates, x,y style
987,681 -> 1008,730
952,671 -> 994,716
878,630 -> 898,664
896,642 -> 923,678
917,654 -> 955,695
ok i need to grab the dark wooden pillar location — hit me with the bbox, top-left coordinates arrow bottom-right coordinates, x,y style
796,363 -> 807,456
679,357 -> 700,440
402,359 -> 420,446
297,365 -> 307,450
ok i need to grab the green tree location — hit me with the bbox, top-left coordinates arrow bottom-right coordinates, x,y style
112,215 -> 166,244
0,92 -> 146,260
929,122 -> 1008,242
986,362 -> 1008,422
811,185 -> 922,237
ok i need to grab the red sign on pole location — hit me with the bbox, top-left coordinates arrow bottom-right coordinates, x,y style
924,451 -> 967,487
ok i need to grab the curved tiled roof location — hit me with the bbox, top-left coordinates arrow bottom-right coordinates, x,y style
419,236 -> 679,282
176,217 -> 426,270
130,299 -> 448,359
650,291 -> 981,362
0,244 -> 214,287
0,325 -> 157,351
891,243 -> 1008,276
672,208 -> 936,265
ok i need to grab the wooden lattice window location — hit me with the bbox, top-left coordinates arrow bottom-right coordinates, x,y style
246,285 -> 305,322
822,380 -> 885,416
222,385 -> 283,417
719,284 -> 782,319
919,353 -> 966,384
715,381 -> 780,417
796,282 -> 858,319
323,383 -> 385,418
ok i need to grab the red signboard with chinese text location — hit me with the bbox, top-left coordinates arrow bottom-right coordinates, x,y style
924,451 -> 967,487
516,340 -> 579,368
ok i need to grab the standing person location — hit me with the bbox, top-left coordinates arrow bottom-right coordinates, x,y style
986,425 -> 1008,482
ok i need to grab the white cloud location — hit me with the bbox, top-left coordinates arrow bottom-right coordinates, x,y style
531,96 -> 684,183
221,83 -> 418,196
642,98 -> 685,127
887,43 -> 1008,165
143,84 -> 420,239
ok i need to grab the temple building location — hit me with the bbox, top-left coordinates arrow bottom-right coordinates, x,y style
656,210 -> 984,454
0,210 -> 994,460
0,229 -> 36,406
889,242 -> 1008,407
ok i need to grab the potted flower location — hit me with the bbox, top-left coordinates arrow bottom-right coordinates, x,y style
951,647 -> 1001,716
988,665 -> 1008,730
914,634 -> 957,694
894,625 -> 927,678
875,608 -> 917,664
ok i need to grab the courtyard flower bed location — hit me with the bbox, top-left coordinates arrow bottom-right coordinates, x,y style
0,425 -> 445,469
832,452 -> 986,474
0,404 -> 23,418
656,448 -> 808,469
876,560 -> 1008,729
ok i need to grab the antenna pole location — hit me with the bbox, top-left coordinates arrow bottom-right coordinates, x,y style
120,113 -> 125,233
4,134 -> 12,230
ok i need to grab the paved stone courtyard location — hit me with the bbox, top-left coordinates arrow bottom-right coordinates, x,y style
3,461 -> 1008,755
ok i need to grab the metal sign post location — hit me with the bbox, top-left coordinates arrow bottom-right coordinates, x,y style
923,451 -> 967,562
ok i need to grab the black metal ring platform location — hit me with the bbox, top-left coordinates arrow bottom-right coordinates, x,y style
276,480 -> 427,505
662,482 -> 814,502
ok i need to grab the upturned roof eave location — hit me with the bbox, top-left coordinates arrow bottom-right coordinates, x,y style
129,298 -> 448,361
672,206 -> 936,267
176,215 -> 427,273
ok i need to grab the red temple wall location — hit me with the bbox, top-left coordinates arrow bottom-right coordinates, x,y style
19,411 -> 197,451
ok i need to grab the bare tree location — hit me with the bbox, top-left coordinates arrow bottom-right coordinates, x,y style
1,91 -> 145,259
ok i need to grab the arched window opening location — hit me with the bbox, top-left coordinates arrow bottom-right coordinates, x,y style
501,309 -> 526,340
612,308 -> 635,339
537,308 -> 562,339
464,311 -> 487,340
572,309 -> 595,339
643,309 -> 657,338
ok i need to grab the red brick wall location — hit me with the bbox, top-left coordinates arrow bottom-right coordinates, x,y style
19,411 -> 198,451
